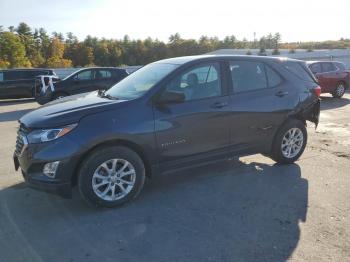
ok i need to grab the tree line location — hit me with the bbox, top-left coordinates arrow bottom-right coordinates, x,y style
1,23 -> 350,69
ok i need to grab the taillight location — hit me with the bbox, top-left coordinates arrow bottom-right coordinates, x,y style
313,86 -> 321,97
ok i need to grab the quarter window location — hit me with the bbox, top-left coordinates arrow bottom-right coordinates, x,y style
165,63 -> 222,101
230,61 -> 267,92
283,61 -> 315,83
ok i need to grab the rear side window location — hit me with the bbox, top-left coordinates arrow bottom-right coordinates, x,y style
20,71 -> 33,79
322,62 -> 337,72
265,65 -> 282,87
37,70 -> 50,76
0,72 -> 3,82
283,61 -> 316,83
96,70 -> 112,79
3,71 -> 20,81
229,61 -> 267,92
309,63 -> 322,74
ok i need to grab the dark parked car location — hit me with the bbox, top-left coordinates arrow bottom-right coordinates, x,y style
0,69 -> 55,99
14,55 -> 320,207
307,61 -> 350,98
34,67 -> 128,104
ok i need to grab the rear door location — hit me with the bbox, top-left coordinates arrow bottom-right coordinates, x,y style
320,62 -> 338,92
16,71 -> 39,97
227,60 -> 288,153
0,71 -> 24,98
309,62 -> 326,90
95,69 -> 116,90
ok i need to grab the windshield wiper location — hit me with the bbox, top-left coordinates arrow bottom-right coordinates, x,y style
98,90 -> 119,100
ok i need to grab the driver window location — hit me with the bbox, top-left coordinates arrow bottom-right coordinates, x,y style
165,62 -> 221,101
75,70 -> 93,80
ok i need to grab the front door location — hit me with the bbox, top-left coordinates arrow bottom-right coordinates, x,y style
71,69 -> 96,94
153,61 -> 231,169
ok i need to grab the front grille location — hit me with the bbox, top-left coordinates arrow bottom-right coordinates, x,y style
15,123 -> 29,156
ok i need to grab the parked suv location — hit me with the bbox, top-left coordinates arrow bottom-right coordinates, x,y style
14,55 -> 320,207
34,67 -> 128,104
307,61 -> 350,98
0,69 -> 55,99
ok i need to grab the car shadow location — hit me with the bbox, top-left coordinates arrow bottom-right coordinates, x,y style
0,159 -> 307,262
320,96 -> 350,111
0,109 -> 34,122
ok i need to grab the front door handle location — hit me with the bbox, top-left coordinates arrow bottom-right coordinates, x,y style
211,102 -> 228,109
275,91 -> 289,97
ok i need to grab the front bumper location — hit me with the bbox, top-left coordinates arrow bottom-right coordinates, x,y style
20,165 -> 72,198
14,136 -> 82,198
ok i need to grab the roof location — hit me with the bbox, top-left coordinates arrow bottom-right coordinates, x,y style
155,54 -> 298,65
0,68 -> 54,72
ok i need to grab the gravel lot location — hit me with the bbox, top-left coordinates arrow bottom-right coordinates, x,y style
0,94 -> 349,262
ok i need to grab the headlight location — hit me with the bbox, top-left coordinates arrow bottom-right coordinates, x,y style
27,124 -> 77,143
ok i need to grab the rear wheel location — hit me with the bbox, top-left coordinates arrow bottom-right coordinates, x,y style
78,146 -> 146,208
332,82 -> 346,98
270,119 -> 307,164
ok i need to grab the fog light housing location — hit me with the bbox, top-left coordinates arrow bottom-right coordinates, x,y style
43,161 -> 60,178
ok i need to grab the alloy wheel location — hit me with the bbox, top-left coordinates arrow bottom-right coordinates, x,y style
92,159 -> 136,201
281,127 -> 304,158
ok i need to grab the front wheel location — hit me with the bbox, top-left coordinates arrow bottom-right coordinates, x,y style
270,119 -> 307,164
78,146 -> 146,208
332,83 -> 346,98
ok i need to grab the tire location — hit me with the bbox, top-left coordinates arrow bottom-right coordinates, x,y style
270,119 -> 307,164
332,82 -> 346,98
78,146 -> 146,208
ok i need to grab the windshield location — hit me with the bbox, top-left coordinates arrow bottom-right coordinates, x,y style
105,63 -> 178,100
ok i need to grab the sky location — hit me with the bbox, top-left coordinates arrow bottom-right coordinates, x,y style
0,0 -> 349,43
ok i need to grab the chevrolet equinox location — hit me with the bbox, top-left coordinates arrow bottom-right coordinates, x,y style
14,55 -> 321,207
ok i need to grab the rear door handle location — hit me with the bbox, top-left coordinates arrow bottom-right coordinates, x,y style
211,102 -> 228,109
275,91 -> 289,97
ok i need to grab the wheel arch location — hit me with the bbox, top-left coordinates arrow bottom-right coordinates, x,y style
71,139 -> 153,186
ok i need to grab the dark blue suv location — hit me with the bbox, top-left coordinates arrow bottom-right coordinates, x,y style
14,55 -> 320,207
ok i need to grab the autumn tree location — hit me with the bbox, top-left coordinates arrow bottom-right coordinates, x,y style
0,31 -> 31,68
46,38 -> 72,68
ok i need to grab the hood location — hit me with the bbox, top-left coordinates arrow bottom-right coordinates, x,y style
20,92 -> 126,128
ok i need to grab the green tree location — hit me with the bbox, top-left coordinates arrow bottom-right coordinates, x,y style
0,31 -> 31,68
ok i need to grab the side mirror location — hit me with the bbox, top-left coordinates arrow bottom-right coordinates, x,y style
158,90 -> 185,104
